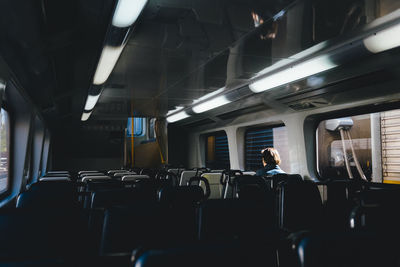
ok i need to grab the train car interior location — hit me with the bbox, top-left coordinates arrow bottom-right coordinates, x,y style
1,0 -> 400,266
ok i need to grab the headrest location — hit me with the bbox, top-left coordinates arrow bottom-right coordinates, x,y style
122,175 -> 150,181
81,176 -> 111,182
39,176 -> 71,182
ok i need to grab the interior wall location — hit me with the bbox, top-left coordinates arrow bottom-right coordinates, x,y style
185,90 -> 400,180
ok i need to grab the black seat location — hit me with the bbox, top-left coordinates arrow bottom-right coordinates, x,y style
133,242 -> 278,267
158,186 -> 204,205
277,180 -> 323,232
0,209 -> 90,264
16,182 -> 77,209
198,199 -> 277,242
100,204 -> 168,255
91,188 -> 156,209
284,231 -> 398,267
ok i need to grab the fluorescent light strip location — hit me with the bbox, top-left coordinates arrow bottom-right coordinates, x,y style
81,111 -> 93,121
84,94 -> 101,111
363,23 -> 400,53
112,0 -> 148,28
249,55 -> 338,93
192,87 -> 225,104
167,106 -> 184,116
166,111 -> 190,123
192,95 -> 231,114
93,45 -> 125,85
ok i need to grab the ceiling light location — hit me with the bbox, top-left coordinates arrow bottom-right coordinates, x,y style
93,45 -> 125,85
167,106 -> 184,116
363,23 -> 400,53
112,0 -> 148,28
249,55 -> 337,93
81,111 -> 93,121
193,87 -> 225,104
166,111 -> 190,123
192,95 -> 231,114
84,94 -> 101,111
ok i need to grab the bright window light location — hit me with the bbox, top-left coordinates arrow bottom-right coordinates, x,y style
93,45 -> 125,85
112,0 -> 148,28
249,55 -> 337,93
363,23 -> 400,53
166,111 -> 190,123
192,95 -> 231,114
84,94 -> 101,111
81,111 -> 92,121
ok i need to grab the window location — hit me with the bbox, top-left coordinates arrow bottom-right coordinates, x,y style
245,125 -> 290,172
316,109 -> 400,183
127,117 -> 144,137
205,131 -> 230,170
0,109 -> 10,194
148,118 -> 156,140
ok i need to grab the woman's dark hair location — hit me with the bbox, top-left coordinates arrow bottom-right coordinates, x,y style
261,147 -> 281,165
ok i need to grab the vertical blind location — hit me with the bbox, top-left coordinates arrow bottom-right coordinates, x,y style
245,127 -> 274,171
206,131 -> 230,170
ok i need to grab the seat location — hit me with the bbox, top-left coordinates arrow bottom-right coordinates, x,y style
284,231 -> 398,267
121,174 -> 150,182
100,204 -> 167,255
91,188 -> 156,210
201,173 -> 223,199
277,180 -> 323,232
179,170 -> 197,186
81,176 -> 111,182
158,186 -> 204,205
133,242 -> 277,267
16,182 -> 77,209
198,199 -> 277,242
39,176 -> 71,182
0,209 -> 90,263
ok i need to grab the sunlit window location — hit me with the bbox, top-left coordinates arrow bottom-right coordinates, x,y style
0,108 -> 10,194
316,109 -> 400,183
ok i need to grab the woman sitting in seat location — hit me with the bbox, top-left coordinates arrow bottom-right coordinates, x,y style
256,147 -> 285,176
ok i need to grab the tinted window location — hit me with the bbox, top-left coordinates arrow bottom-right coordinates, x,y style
205,131 -> 230,170
245,125 -> 290,172
0,109 -> 10,194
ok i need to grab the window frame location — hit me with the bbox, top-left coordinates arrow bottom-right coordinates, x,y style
308,101 -> 400,181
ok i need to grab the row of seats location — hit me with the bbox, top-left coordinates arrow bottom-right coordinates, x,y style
7,167 -> 400,266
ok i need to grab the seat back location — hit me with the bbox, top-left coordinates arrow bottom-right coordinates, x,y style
179,171 -> 197,186
16,182 -> 76,209
100,204 -> 167,255
201,173 -> 223,199
278,180 -> 323,232
198,199 -> 276,242
133,243 -> 277,267
287,231 -> 398,267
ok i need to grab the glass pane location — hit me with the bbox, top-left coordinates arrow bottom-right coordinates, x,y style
245,125 -> 290,172
205,131 -> 230,170
0,109 -> 9,194
317,114 -> 376,181
127,117 -> 143,137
